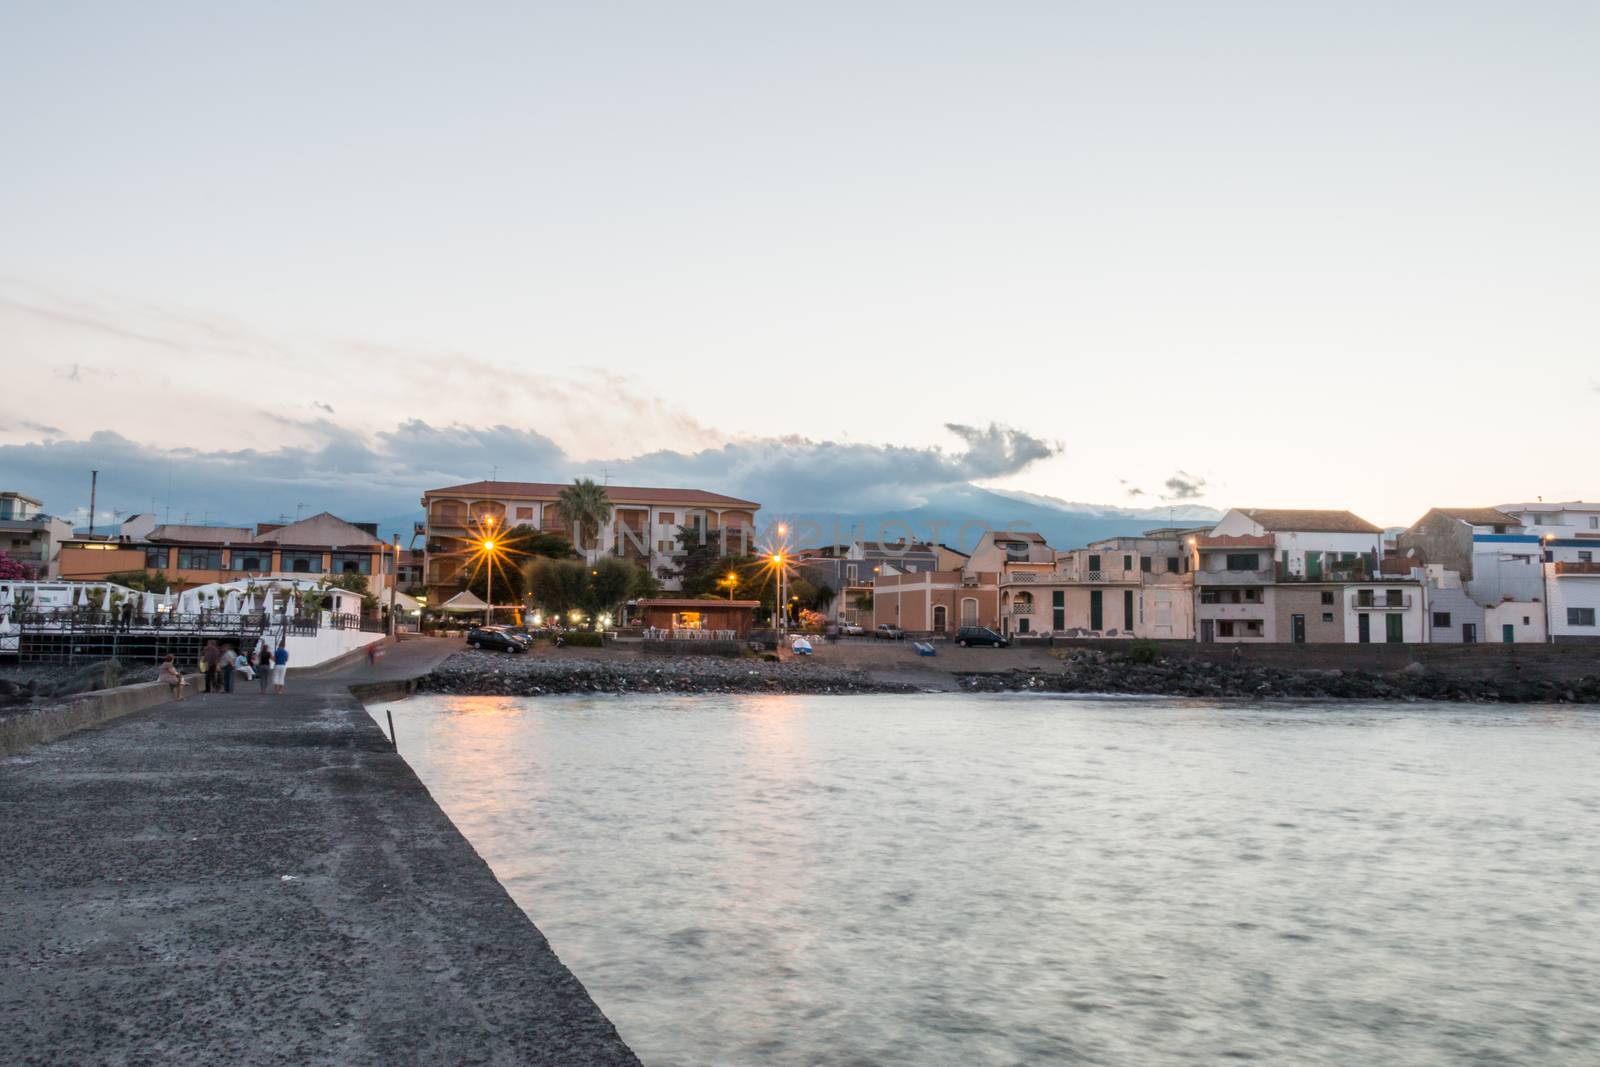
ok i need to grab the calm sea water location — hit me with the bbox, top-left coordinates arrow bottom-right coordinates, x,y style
375,693 -> 1600,1066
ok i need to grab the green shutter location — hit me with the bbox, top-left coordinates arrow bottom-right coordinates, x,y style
1090,590 -> 1103,630
1123,590 -> 1134,631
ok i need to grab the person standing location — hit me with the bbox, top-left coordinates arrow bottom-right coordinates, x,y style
218,643 -> 236,693
119,599 -> 134,632
201,639 -> 221,693
255,643 -> 273,694
272,641 -> 289,694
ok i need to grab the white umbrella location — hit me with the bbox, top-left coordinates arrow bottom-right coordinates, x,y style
223,591 -> 241,614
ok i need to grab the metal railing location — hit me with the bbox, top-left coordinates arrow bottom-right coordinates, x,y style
643,627 -> 739,641
1350,593 -> 1413,610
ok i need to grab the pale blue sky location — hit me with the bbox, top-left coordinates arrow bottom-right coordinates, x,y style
2,2 -> 1596,527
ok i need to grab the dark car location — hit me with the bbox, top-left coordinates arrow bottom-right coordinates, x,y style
956,626 -> 1009,648
874,624 -> 905,640
467,626 -> 530,652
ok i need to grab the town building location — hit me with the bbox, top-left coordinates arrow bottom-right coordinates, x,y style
998,531 -> 1198,639
870,565 -> 1002,634
1193,509 -> 1424,643
794,541 -> 941,627
55,512 -> 394,597
1545,560 -> 1600,642
1395,508 -> 1547,642
0,492 -> 76,578
419,481 -> 760,601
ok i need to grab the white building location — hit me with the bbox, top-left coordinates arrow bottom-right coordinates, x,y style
1545,561 -> 1600,643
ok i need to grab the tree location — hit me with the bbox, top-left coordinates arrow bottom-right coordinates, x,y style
586,557 -> 633,618
0,551 -> 36,580
555,478 -> 613,553
525,558 -> 589,618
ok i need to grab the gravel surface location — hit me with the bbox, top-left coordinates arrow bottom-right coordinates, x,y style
419,649 -> 919,696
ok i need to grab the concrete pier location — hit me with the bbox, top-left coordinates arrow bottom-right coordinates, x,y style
0,638 -> 640,1065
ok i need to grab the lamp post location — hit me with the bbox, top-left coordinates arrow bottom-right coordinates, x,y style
724,571 -> 738,600
387,534 -> 400,639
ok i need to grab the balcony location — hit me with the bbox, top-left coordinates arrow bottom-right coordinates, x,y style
1554,561 -> 1600,576
1006,601 -> 1037,616
1194,568 -> 1274,586
1350,592 -> 1413,610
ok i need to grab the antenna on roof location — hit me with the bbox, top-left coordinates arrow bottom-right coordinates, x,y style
296,502 -> 308,521
601,467 -> 611,485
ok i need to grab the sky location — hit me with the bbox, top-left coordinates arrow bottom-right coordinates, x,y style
2,2 -> 1596,532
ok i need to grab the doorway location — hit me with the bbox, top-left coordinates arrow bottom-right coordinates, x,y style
1502,624 -> 1515,643
1386,614 -> 1404,643
1462,623 -> 1477,643
1357,613 -> 1371,643
932,604 -> 947,633
1291,613 -> 1306,643
1200,619 -> 1214,643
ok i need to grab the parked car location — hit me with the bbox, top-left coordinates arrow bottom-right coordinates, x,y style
875,624 -> 905,640
840,622 -> 867,637
467,626 -> 530,653
956,626 -> 1009,648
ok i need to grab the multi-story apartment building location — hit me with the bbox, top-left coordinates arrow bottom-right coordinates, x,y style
795,541 -> 941,626
419,480 -> 760,600
0,492 -> 76,578
1194,509 -> 1424,643
57,512 -> 393,596
1545,560 -> 1600,642
998,531 -> 1198,638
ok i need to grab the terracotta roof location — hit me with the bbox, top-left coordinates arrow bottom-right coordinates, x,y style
636,598 -> 761,609
1241,509 -> 1382,534
425,480 -> 759,509
992,531 -> 1048,543
1431,507 -> 1520,527
1197,534 -> 1275,548
150,524 -> 254,544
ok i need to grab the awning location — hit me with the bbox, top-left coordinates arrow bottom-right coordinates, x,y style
438,590 -> 489,613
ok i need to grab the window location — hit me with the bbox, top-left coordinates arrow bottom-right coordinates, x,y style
515,506 -> 534,520
1218,621 -> 1235,637
1580,551 -> 1594,563
1225,553 -> 1259,571
1569,608 -> 1597,627
1320,591 -> 1334,605
846,564 -> 859,583
1088,554 -> 1101,571
1167,557 -> 1179,573
281,552 -> 323,574
1242,588 -> 1262,603
177,548 -> 222,570
1592,517 -> 1599,529
1052,590 -> 1064,631
1433,612 -> 1452,628
659,512 -> 675,525
1321,613 -> 1334,623
1140,556 -> 1152,573
232,553 -> 268,571
1357,590 -> 1375,607
1385,589 -> 1403,606
144,546 -> 169,569
1123,555 -> 1133,571
331,552 -> 371,575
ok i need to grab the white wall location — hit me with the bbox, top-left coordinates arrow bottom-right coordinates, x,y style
1483,601 -> 1546,643
1546,567 -> 1600,640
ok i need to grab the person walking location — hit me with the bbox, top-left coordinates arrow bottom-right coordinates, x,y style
218,643 -> 236,693
119,599 -> 134,632
255,643 -> 273,694
271,641 -> 289,694
201,639 -> 222,693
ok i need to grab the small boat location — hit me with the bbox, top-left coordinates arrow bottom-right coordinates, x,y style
790,636 -> 814,655
913,641 -> 937,657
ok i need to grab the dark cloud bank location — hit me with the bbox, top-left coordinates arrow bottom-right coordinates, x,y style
0,420 -> 1195,548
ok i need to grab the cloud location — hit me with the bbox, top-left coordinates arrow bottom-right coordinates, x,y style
1162,470 -> 1207,500
1118,478 -> 1145,498
0,421 -> 1058,532
312,401 -> 335,414
21,421 -> 62,436
2,295 -> 189,352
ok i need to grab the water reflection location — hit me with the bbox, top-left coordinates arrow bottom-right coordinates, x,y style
376,693 -> 1600,1066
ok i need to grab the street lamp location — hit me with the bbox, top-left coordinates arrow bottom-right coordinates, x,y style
479,537 -> 499,626
723,571 -> 738,600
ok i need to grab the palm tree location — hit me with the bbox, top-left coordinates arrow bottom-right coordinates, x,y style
555,478 -> 613,555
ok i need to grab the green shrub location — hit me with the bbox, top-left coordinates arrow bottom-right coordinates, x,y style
1126,638 -> 1160,665
560,631 -> 604,648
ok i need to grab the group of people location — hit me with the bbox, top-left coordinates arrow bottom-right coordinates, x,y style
158,638 -> 289,700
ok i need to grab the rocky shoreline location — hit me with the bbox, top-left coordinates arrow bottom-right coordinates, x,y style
418,650 -> 919,696
416,648 -> 1600,704
960,649 -> 1600,703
